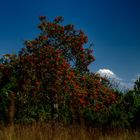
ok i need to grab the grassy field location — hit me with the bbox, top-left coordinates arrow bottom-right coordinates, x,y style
0,123 -> 140,140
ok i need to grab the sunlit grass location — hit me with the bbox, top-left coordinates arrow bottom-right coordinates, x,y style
0,123 -> 140,140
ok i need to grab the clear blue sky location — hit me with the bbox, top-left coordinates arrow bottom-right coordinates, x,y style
0,0 -> 140,85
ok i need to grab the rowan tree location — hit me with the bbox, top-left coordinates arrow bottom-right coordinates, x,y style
0,16 -> 118,123
22,16 -> 95,73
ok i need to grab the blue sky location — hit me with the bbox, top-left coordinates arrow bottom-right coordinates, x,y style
0,0 -> 140,86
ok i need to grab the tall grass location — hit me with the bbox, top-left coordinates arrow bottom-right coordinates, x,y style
0,123 -> 139,140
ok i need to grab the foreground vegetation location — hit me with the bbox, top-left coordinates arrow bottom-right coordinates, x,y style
0,123 -> 140,140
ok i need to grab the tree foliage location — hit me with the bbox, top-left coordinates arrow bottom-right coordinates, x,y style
0,16 -> 128,127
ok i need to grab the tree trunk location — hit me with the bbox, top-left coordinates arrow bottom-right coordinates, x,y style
7,92 -> 15,126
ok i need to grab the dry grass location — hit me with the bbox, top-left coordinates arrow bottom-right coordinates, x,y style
0,123 -> 140,140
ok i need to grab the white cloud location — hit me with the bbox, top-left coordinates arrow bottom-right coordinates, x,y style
119,82 -> 134,91
96,68 -> 133,91
131,74 -> 140,83
96,69 -> 122,81
136,74 -> 140,77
